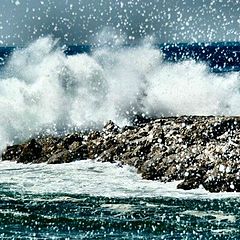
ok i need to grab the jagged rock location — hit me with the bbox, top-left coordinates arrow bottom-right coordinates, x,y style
47,150 -> 73,164
2,144 -> 23,161
69,142 -> 88,160
177,178 -> 201,190
103,120 -> 120,134
1,116 -> 240,192
122,125 -> 135,132
17,139 -> 42,163
97,148 -> 117,163
63,133 -> 83,149
87,131 -> 101,141
122,157 -> 141,168
202,173 -> 240,192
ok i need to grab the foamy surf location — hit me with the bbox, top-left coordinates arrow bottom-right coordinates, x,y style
0,37 -> 239,149
1,160 -> 240,199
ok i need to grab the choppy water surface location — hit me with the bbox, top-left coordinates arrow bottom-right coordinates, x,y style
0,160 -> 240,239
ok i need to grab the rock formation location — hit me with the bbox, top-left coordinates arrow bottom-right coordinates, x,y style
2,116 -> 240,193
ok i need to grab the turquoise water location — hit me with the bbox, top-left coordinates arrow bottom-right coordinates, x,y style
0,161 -> 240,239
1,193 -> 240,239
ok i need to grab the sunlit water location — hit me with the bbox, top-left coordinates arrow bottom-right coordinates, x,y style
0,160 -> 240,239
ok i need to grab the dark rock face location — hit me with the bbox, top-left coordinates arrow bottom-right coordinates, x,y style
2,144 -> 23,161
47,150 -> 73,164
17,139 -> 42,163
1,116 -> 240,193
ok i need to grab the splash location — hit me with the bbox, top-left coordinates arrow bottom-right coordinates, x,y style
0,36 -> 239,149
1,160 -> 240,199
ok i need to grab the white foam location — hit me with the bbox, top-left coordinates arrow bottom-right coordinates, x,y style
182,210 -> 237,223
0,36 -> 239,149
1,160 -> 240,199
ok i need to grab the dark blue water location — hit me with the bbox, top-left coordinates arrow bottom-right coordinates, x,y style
1,42 -> 240,72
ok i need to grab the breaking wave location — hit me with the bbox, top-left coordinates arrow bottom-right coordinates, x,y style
0,37 -> 239,148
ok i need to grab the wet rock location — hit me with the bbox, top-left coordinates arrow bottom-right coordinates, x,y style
122,157 -> 141,168
63,133 -> 83,149
122,125 -> 135,132
2,144 -> 23,161
140,158 -> 164,180
87,131 -> 101,141
97,148 -> 117,163
69,142 -> 88,160
2,116 -> 240,193
47,150 -> 73,164
103,120 -> 120,134
202,175 -> 237,193
17,139 -> 42,163
177,178 -> 201,190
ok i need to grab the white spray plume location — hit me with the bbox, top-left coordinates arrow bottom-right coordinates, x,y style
0,36 -> 239,149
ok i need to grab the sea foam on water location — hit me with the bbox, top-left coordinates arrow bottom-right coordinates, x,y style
0,36 -> 239,149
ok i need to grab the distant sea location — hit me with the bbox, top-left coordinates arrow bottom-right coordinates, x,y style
1,42 -> 240,72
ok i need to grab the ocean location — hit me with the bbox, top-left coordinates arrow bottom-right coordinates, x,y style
0,38 -> 240,239
1,161 -> 240,239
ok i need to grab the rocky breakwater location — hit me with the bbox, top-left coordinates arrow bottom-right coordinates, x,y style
2,116 -> 240,193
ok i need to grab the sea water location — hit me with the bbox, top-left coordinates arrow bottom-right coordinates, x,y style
1,160 -> 240,239
0,38 -> 240,239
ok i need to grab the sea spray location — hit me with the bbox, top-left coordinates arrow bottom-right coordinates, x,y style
0,36 -> 239,149
1,160 -> 240,198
